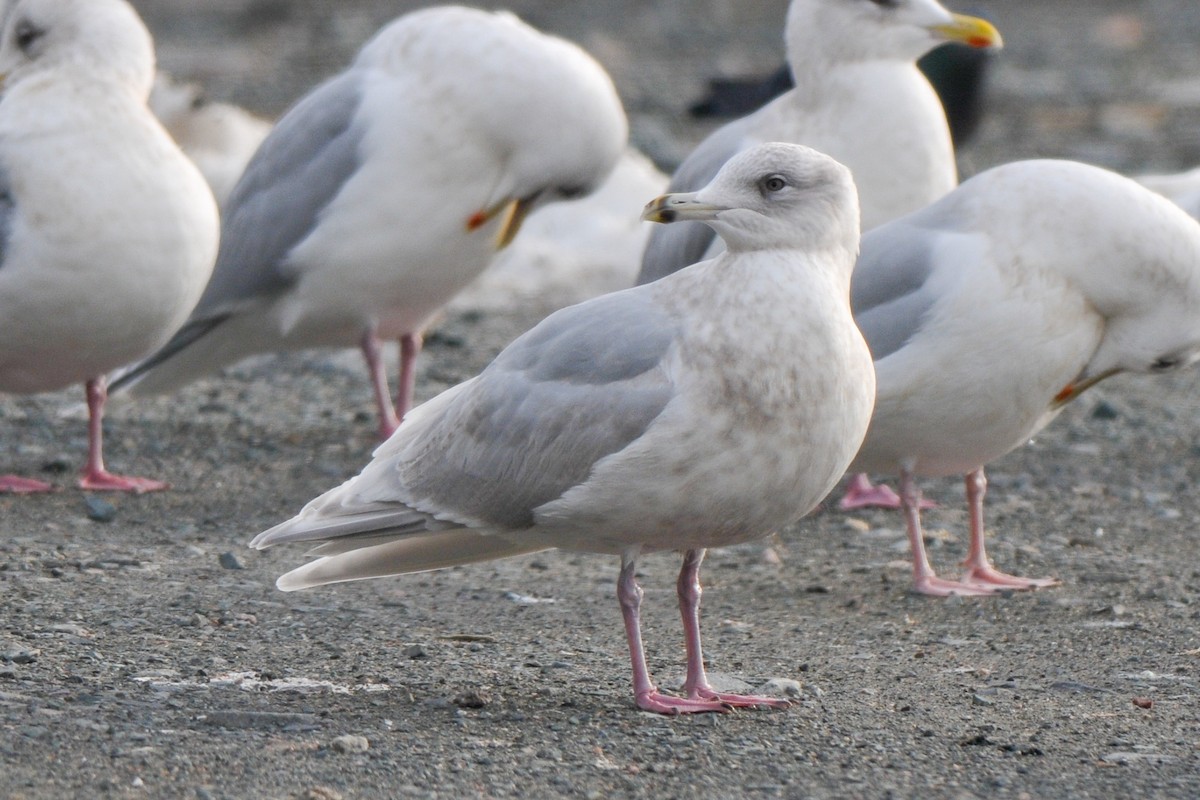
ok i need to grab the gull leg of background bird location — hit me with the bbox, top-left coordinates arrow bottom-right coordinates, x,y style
360,328 -> 401,440
618,548 -> 728,715
677,548 -> 789,710
960,468 -> 1060,590
395,332 -> 423,424
900,467 -> 997,597
0,474 -> 56,493
839,472 -> 936,510
77,376 -> 168,493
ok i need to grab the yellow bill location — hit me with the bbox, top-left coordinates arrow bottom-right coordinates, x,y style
932,13 -> 1003,49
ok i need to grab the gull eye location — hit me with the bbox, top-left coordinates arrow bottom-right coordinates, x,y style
760,174 -> 788,194
557,185 -> 588,200
14,19 -> 44,53
865,0 -> 900,8
1152,356 -> 1180,372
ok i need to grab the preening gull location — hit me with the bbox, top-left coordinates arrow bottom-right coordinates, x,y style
850,159 -> 1200,596
251,143 -> 876,714
0,0 -> 218,493
636,0 -> 1001,286
111,6 -> 627,438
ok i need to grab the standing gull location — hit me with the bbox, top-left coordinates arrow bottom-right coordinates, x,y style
111,6 -> 627,438
850,159 -> 1200,596
636,0 -> 1001,286
251,143 -> 876,714
0,0 -> 218,493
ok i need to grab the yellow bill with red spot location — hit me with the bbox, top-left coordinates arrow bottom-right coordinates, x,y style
932,13 -> 1003,49
1050,367 -> 1120,410
465,195 -> 538,251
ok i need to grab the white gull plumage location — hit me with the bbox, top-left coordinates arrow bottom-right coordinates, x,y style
251,143 -> 876,714
111,6 -> 627,438
850,159 -> 1200,596
636,0 -> 1001,285
0,0 -> 218,493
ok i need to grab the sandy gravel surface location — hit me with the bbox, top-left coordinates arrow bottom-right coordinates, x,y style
5,2 -> 1200,798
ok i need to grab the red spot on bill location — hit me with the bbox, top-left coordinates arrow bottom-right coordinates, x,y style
465,210 -> 488,231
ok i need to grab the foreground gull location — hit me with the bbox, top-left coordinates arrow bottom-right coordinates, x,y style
252,143 -> 876,714
636,0 -> 1001,286
850,159 -> 1200,596
111,6 -> 627,438
0,0 -> 218,493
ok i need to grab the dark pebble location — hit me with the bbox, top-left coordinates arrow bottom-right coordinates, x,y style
218,552 -> 246,570
83,496 -> 117,523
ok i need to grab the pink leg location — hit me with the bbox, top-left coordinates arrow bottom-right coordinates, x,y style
900,468 -> 997,597
360,328 -> 401,440
960,468 -> 1059,590
677,549 -> 789,709
395,332 -> 423,423
840,472 -> 935,510
77,376 -> 168,493
0,475 -> 56,494
618,549 -> 728,714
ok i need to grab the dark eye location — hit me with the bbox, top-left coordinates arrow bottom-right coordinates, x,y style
1152,356 -> 1180,372
557,185 -> 588,200
14,19 -> 44,53
760,174 -> 788,194
866,0 -> 900,7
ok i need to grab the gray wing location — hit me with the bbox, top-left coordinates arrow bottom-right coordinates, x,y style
851,221 -> 940,361
398,287 -> 679,527
250,288 -> 680,585
635,115 -> 756,284
190,70 -> 366,318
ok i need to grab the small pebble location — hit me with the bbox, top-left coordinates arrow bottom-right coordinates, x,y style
330,734 -> 370,754
452,689 -> 491,709
83,495 -> 117,523
755,678 -> 803,699
218,552 -> 246,570
1132,697 -> 1154,709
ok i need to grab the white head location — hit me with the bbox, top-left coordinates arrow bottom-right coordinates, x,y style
0,0 -> 155,98
785,0 -> 1001,67
357,7 -> 628,247
643,142 -> 861,259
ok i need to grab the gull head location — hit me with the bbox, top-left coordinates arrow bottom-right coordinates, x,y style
0,0 -> 154,98
786,0 -> 1002,66
642,142 -> 860,257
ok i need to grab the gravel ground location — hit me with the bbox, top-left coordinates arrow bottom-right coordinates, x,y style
5,1 -> 1200,798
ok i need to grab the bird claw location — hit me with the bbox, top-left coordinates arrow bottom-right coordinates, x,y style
911,574 -> 1003,597
688,687 -> 791,709
78,471 -> 169,494
961,564 -> 1060,590
0,475 -> 57,494
635,690 -> 731,715
839,476 -> 936,510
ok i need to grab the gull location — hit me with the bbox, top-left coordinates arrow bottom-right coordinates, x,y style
110,6 -> 627,439
149,72 -> 272,208
0,0 -> 218,493
251,143 -> 876,714
1135,167 -> 1200,221
636,0 -> 1001,285
850,159 -> 1200,596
